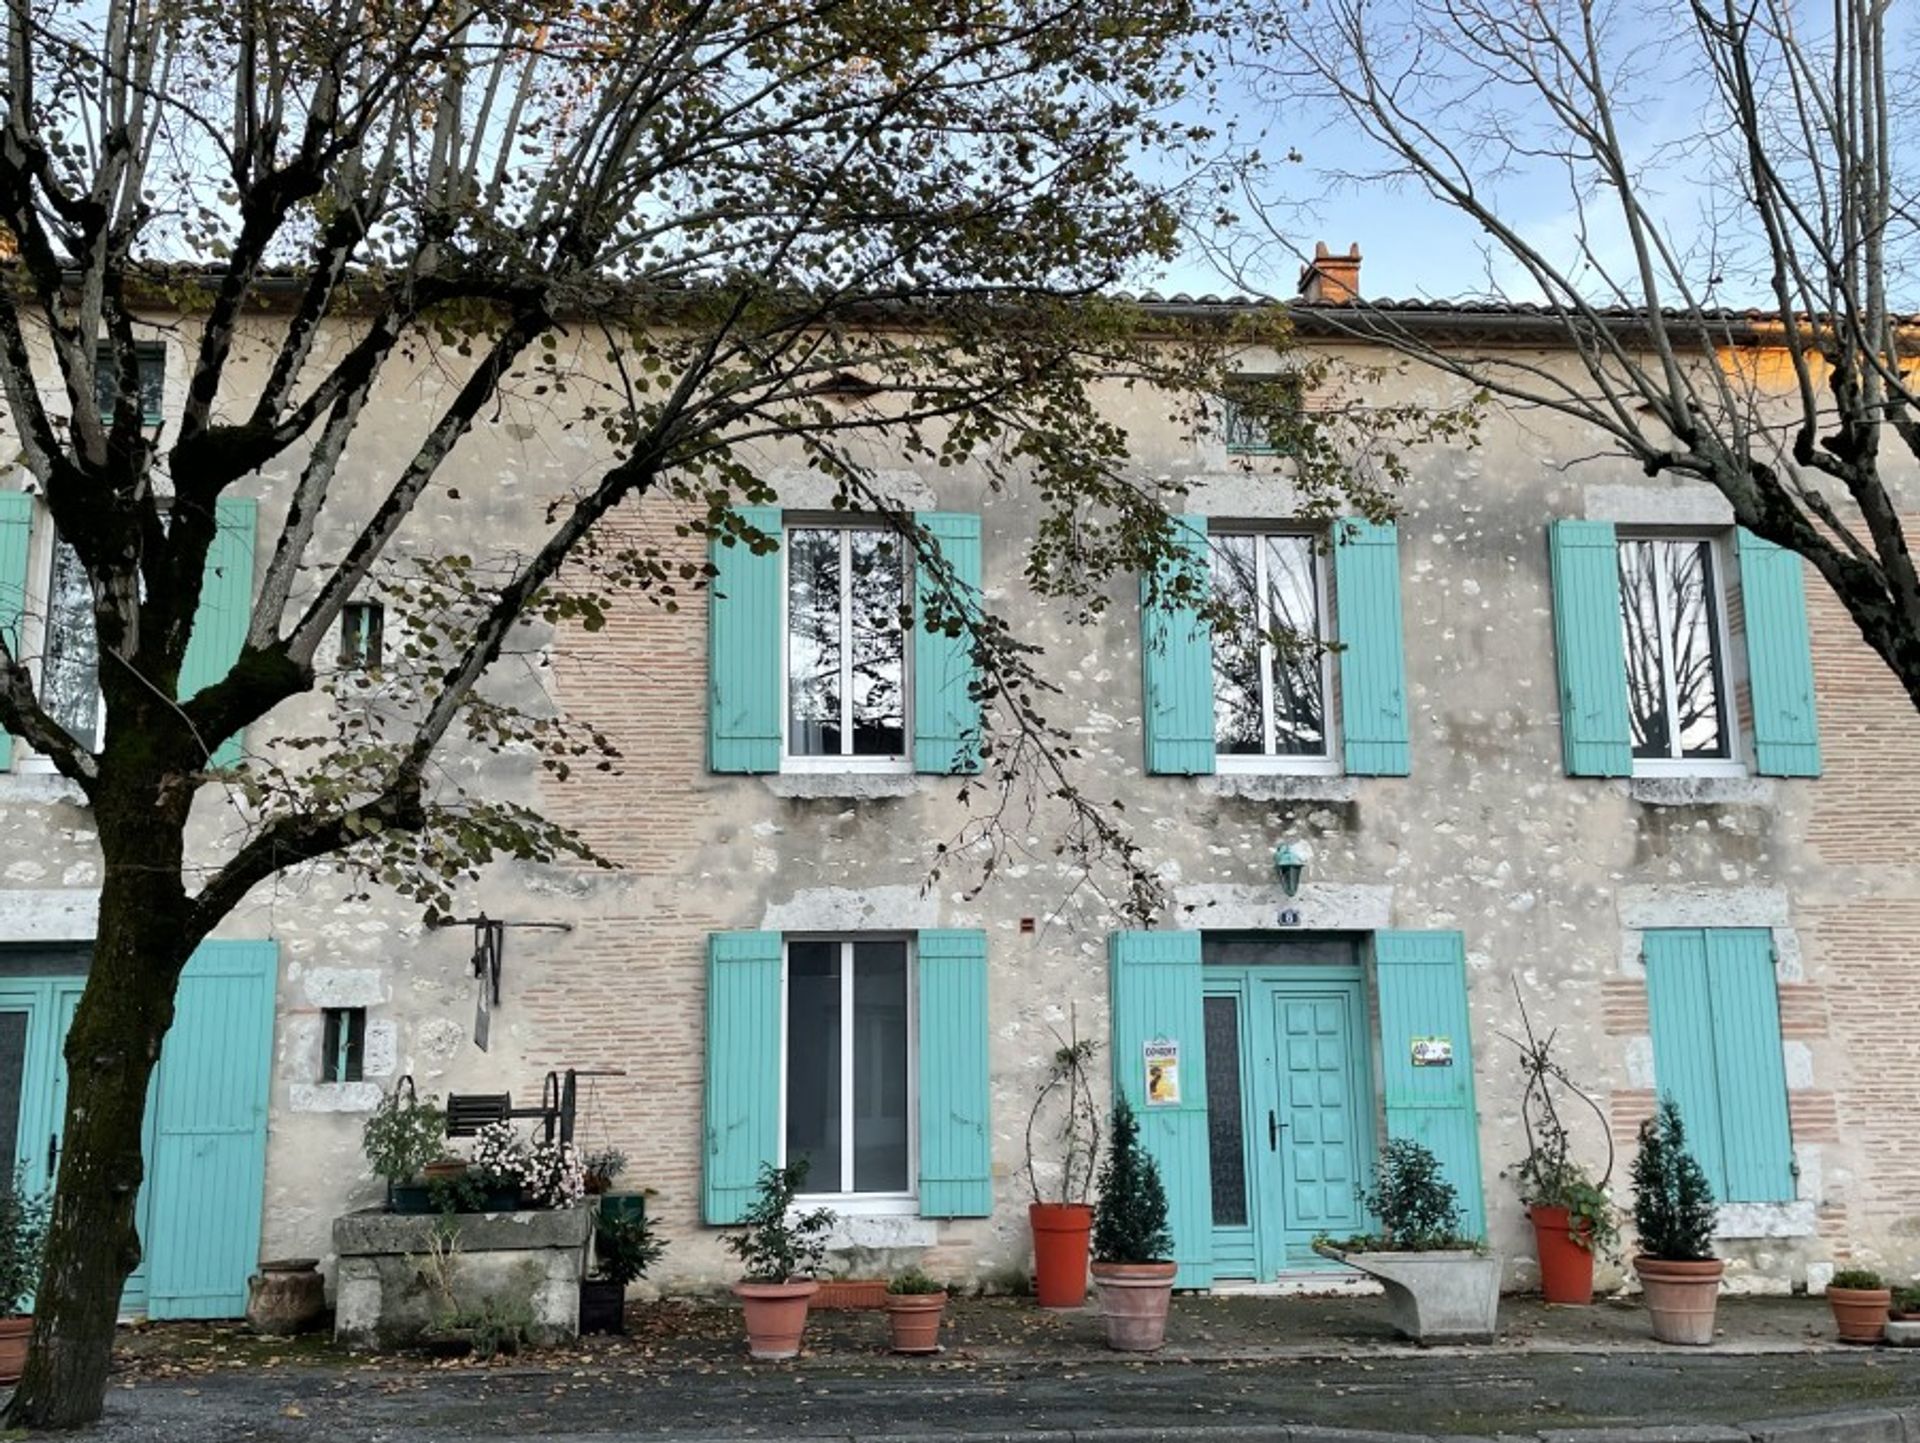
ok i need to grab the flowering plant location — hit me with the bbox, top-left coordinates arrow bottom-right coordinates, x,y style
470,1121 -> 529,1188
525,1139 -> 586,1209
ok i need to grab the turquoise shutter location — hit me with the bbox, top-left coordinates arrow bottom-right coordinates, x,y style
708,506 -> 783,773
1642,929 -> 1727,1197
913,513 -> 983,775
0,492 -> 32,770
1333,518 -> 1410,775
1705,930 -> 1794,1202
178,497 -> 258,768
1645,928 -> 1793,1203
1108,930 -> 1211,1287
916,928 -> 991,1216
145,940 -> 277,1318
1548,520 -> 1632,777
1140,515 -> 1215,775
1373,931 -> 1487,1241
703,931 -> 782,1224
1737,531 -> 1821,777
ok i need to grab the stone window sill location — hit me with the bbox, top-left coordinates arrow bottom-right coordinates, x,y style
0,771 -> 89,806
1629,776 -> 1775,808
1201,773 -> 1358,804
288,1081 -> 386,1115
1714,1200 -> 1815,1240
764,773 -> 922,800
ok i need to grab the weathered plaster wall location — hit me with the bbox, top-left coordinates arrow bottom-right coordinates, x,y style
0,321 -> 1914,1302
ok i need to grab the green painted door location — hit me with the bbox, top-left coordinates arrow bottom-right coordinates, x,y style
1263,980 -> 1370,1268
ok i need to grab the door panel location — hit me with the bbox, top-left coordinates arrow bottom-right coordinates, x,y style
1268,984 -> 1368,1268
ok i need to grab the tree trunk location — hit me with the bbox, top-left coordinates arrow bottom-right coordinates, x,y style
4,795 -> 190,1429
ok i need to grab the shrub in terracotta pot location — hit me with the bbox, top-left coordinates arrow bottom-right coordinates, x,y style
1630,1097 -> 1723,1346
1889,1285 -> 1920,1324
0,1178 -> 49,1384
1508,994 -> 1616,1305
1317,1138 -> 1500,1342
1089,1096 -> 1176,1352
725,1160 -> 834,1360
884,1268 -> 948,1354
1827,1267 -> 1892,1344
1023,1015 -> 1100,1308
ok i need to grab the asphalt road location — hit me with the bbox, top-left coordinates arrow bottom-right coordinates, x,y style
85,1348 -> 1920,1443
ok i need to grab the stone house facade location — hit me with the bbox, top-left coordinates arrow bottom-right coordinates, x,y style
0,253 -> 1914,1310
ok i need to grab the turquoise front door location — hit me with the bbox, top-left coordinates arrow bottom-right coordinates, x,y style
1265,981 -> 1370,1268
0,942 -> 276,1318
1204,949 -> 1375,1280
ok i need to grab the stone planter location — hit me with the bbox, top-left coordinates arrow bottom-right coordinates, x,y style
884,1291 -> 947,1353
1091,1261 -> 1177,1352
333,1207 -> 594,1350
1634,1255 -> 1724,1346
1317,1244 -> 1501,1342
247,1257 -> 326,1335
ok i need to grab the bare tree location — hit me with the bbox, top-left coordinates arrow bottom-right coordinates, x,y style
0,0 -> 1360,1424
1237,0 -> 1920,711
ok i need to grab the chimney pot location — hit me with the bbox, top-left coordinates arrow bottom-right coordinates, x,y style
1299,241 -> 1362,305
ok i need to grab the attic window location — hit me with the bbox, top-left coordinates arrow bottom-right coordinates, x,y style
1221,375 -> 1306,456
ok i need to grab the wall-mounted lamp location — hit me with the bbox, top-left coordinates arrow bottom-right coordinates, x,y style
1273,843 -> 1306,898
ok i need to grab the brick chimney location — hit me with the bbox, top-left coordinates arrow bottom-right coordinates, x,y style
1298,242 -> 1362,305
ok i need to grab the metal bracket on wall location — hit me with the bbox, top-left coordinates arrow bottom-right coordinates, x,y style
429,914 -> 575,1050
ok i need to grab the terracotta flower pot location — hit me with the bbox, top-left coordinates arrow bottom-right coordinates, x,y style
1829,1286 -> 1892,1344
885,1291 -> 948,1354
1091,1260 -> 1177,1352
733,1279 -> 819,1360
0,1315 -> 30,1385
1529,1206 -> 1596,1306
1634,1255 -> 1724,1345
1029,1203 -> 1093,1308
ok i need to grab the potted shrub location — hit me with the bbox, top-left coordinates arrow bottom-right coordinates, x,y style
362,1085 -> 448,1214
1507,990 -> 1617,1304
884,1268 -> 949,1354
1827,1267 -> 1892,1344
1630,1097 -> 1723,1345
0,1179 -> 49,1383
581,1211 -> 667,1335
1316,1138 -> 1500,1342
1089,1095 -> 1176,1352
1889,1284 -> 1920,1323
1023,1013 -> 1100,1308
724,1159 -> 834,1360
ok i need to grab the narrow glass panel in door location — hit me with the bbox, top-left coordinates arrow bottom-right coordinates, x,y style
1203,993 -> 1260,1278
0,1010 -> 28,1182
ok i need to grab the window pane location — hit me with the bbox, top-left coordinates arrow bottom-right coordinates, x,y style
1264,535 -> 1325,755
1210,534 -> 1264,754
1665,542 -> 1730,758
787,529 -> 842,757
0,1011 -> 27,1184
1204,995 -> 1249,1227
785,941 -> 843,1192
1619,539 -> 1671,759
847,532 -> 905,757
43,540 -> 100,751
851,940 -> 910,1193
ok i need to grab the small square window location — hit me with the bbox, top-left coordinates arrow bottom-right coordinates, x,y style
1220,375 -> 1306,456
321,1007 -> 367,1083
340,602 -> 385,669
93,343 -> 165,427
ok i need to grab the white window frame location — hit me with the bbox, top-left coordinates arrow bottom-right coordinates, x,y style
778,933 -> 919,1215
1210,525 -> 1341,777
778,517 -> 913,774
1619,530 -> 1745,779
14,502 -> 102,774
